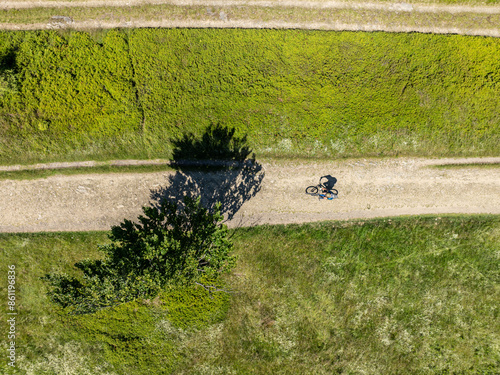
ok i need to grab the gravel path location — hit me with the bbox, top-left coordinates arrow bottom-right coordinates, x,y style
4,19 -> 499,37
1,157 -> 499,233
2,0 -> 500,14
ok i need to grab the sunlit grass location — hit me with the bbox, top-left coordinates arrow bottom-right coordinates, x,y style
0,232 -> 110,373
1,29 -> 499,165
1,128 -> 497,167
0,130 -> 174,166
1,215 -> 499,374
220,216 -> 500,374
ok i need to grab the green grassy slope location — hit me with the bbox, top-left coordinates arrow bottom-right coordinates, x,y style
1,215 -> 499,374
1,29 -> 499,164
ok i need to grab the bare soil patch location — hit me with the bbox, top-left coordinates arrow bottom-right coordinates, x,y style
1,157 -> 499,233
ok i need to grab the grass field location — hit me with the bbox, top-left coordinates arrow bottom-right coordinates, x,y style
1,215 -> 498,374
1,29 -> 499,165
1,3 -> 499,374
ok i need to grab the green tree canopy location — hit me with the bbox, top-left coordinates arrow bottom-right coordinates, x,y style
43,196 -> 236,314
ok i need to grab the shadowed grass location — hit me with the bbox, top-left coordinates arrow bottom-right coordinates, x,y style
430,162 -> 500,169
1,215 -> 499,374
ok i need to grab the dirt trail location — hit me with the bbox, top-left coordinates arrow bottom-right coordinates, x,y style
3,19 -> 499,37
1,157 -> 499,233
1,0 -> 500,36
2,0 -> 500,14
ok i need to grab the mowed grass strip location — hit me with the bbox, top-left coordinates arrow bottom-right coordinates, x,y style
0,163 -> 175,180
3,0 -> 500,6
1,215 -> 498,374
430,161 -> 500,169
3,0 -> 499,6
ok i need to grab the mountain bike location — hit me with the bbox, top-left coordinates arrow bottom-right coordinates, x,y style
305,176 -> 338,200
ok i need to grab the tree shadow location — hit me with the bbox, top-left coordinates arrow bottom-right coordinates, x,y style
0,48 -> 18,92
171,122 -> 252,162
150,124 -> 264,222
0,48 -> 16,72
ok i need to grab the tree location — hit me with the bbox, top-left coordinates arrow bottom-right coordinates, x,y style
43,196 -> 236,314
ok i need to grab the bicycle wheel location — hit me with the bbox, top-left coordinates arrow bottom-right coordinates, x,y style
331,189 -> 338,195
305,186 -> 318,195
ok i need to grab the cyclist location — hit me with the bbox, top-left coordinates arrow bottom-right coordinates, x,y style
318,188 -> 335,200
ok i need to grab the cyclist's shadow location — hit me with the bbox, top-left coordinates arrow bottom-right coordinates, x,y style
320,175 -> 337,190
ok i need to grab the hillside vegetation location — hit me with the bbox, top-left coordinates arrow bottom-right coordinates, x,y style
1,216 -> 499,374
0,29 -> 499,164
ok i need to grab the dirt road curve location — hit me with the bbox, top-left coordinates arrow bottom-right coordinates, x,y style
1,157 -> 499,233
